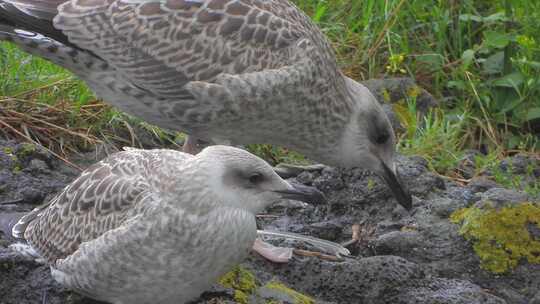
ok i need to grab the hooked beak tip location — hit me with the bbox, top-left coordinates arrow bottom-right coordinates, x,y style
380,162 -> 413,211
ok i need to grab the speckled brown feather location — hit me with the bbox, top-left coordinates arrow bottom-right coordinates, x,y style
10,146 -> 296,303
0,0 -> 402,177
1,0 -> 353,156
16,149 -> 191,263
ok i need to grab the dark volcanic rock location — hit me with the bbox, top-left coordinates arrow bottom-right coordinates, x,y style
0,246 -> 92,304
245,255 -> 504,304
255,152 -> 539,303
361,77 -> 439,112
0,137 -> 538,304
0,141 -> 78,211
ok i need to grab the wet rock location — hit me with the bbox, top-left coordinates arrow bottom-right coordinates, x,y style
247,255 -> 424,303
371,230 -> 423,255
0,246 -> 90,304
394,155 -> 445,198
306,220 -> 344,241
375,220 -> 405,232
499,153 -> 536,175
311,167 -> 345,192
25,159 -> 50,174
19,187 -> 45,205
1,137 -> 539,304
457,150 -> 482,179
494,289 -> 526,304
468,176 -> 499,193
254,281 -> 333,304
430,197 -> 468,218
475,188 -> 529,209
0,140 -> 77,211
445,184 -> 477,203
246,254 -> 504,304
361,77 -> 439,115
530,291 -> 540,304
389,278 -> 506,304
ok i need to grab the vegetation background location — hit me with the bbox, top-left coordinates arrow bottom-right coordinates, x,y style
0,0 -> 538,194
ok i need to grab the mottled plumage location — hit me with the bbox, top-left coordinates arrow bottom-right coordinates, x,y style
0,0 -> 411,206
0,0 -> 344,150
11,146 -> 324,304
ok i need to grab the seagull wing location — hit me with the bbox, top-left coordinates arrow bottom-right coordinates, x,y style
50,0 -> 326,98
2,0 -> 342,132
14,149 -> 191,263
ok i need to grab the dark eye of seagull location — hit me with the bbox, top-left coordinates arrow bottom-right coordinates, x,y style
248,172 -> 264,184
375,131 -> 389,145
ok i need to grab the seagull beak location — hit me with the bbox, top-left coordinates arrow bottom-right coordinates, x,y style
380,162 -> 412,210
274,182 -> 326,204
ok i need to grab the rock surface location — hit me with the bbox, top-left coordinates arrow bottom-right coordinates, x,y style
0,136 -> 538,304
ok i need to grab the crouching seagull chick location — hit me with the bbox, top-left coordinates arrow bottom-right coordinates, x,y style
10,146 -> 325,304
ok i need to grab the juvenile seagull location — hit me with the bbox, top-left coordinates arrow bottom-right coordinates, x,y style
10,146 -> 325,304
0,0 -> 411,205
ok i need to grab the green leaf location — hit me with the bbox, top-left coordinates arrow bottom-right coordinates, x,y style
498,95 -> 522,114
447,80 -> 466,90
312,4 -> 327,22
507,135 -> 521,149
484,31 -> 510,49
482,51 -> 504,74
483,12 -> 507,23
516,58 -> 540,69
461,49 -> 475,68
416,54 -> 444,71
492,72 -> 524,88
525,108 -> 540,121
459,14 -> 483,22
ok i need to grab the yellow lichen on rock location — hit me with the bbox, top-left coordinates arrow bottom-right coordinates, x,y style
218,266 -> 257,304
382,88 -> 391,103
218,267 -> 317,304
450,202 -> 540,273
263,281 -> 314,304
406,85 -> 422,99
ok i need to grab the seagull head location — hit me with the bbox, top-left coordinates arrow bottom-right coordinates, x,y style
197,146 -> 326,214
336,77 -> 412,211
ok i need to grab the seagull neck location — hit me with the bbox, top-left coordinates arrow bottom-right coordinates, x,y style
258,75 -> 354,165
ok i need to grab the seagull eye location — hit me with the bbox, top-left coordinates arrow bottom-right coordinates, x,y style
375,131 -> 389,144
248,172 -> 264,184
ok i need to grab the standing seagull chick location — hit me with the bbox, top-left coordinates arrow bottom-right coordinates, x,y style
0,0 -> 411,206
10,146 -> 325,304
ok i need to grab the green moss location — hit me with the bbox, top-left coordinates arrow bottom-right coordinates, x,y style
16,142 -> 36,157
450,202 -> 540,273
12,165 -> 21,173
381,88 -> 391,103
3,146 -> 22,172
263,281 -> 314,304
406,85 -> 422,99
218,267 -> 315,304
218,266 -> 257,304
367,178 -> 376,191
9,155 -> 21,173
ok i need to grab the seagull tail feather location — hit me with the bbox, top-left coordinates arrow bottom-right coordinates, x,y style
10,207 -> 44,239
0,0 -> 104,73
0,211 -> 26,240
0,0 -> 70,43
